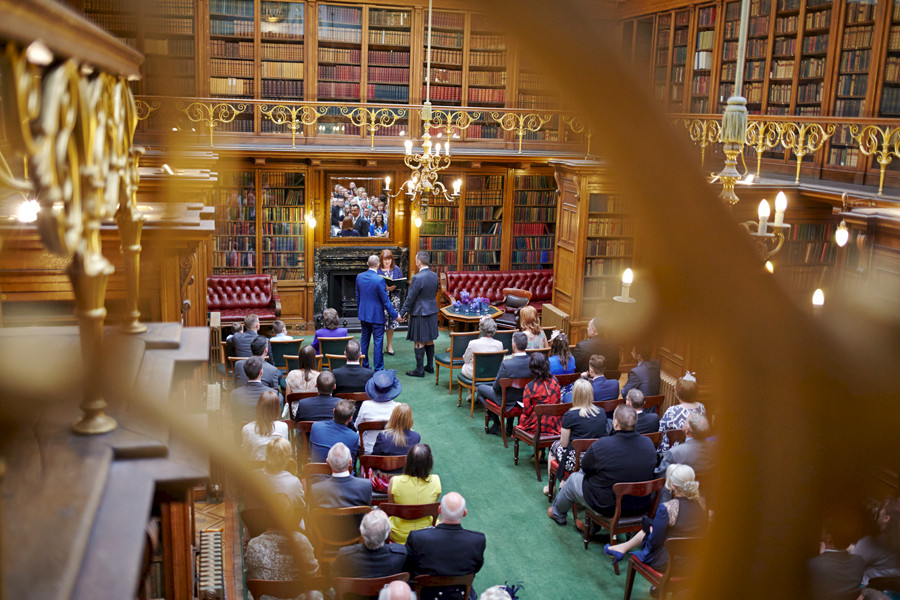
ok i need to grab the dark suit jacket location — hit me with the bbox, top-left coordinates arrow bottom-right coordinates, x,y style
581,430 -> 657,514
405,523 -> 486,600
572,335 -> 620,372
635,411 -> 661,435
353,216 -> 370,237
656,437 -> 715,476
294,394 -> 339,422
331,204 -> 345,228
229,330 -> 274,363
310,474 -> 373,509
235,359 -> 282,392
621,359 -> 662,398
591,375 -> 620,402
228,381 -> 269,425
400,268 -> 440,316
356,269 -> 397,325
490,354 -> 532,406
333,363 -> 375,394
331,543 -> 408,578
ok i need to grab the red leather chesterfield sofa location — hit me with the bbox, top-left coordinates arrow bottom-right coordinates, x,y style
440,269 -> 553,312
207,274 -> 281,324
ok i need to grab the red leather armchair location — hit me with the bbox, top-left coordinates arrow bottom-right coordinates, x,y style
440,269 -> 553,313
206,274 -> 281,324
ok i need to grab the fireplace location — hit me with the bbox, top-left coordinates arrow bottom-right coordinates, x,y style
313,246 -> 408,330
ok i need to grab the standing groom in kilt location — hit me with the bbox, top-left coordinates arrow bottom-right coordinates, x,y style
399,251 -> 440,377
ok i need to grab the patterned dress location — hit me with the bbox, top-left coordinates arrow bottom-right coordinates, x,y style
657,402 -> 706,455
518,377 -> 562,435
377,265 -> 403,331
244,531 -> 322,600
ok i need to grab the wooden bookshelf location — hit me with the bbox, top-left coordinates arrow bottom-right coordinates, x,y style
467,13 -> 508,108
422,9 -> 465,106
690,4 -> 717,113
259,0 -> 304,105
316,3 -> 363,102
768,0 -> 800,115
462,173 -> 504,270
417,173 -> 461,273
881,0 -> 900,118
511,173 -> 556,269
367,7 -> 411,104
212,169 -> 257,275
260,170 -> 306,281
670,9 -> 691,111
718,0 -> 771,114
795,0 -> 833,116
654,12 -> 672,103
583,193 -> 636,316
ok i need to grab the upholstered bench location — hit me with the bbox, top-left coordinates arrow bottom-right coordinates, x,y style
207,274 -> 281,324
439,269 -> 553,313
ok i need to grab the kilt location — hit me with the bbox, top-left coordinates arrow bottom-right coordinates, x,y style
406,313 -> 438,343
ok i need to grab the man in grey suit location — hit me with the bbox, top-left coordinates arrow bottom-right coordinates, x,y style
228,357 -> 269,425
399,251 -> 440,377
657,413 -> 715,476
620,343 -> 661,398
228,313 -> 274,364
235,336 -> 283,397
477,332 -> 531,436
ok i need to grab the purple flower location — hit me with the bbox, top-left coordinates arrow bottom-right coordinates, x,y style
452,301 -> 461,310
460,291 -> 471,304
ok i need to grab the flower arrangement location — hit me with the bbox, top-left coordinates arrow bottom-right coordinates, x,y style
452,292 -> 492,314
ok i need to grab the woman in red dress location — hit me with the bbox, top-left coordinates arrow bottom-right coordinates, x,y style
518,352 -> 562,435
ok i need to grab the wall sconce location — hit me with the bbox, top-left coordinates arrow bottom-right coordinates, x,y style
812,288 -> 824,315
306,203 -> 317,229
613,268 -> 636,303
835,221 -> 849,247
765,260 -> 774,273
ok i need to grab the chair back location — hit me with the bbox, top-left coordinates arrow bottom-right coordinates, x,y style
595,397 -> 625,414
294,420 -> 315,462
247,577 -> 328,600
661,537 -> 702,593
533,402 -> 571,438
320,336 -> 354,368
525,347 -> 550,357
503,287 -> 533,302
604,369 -> 622,381
301,461 -> 330,497
556,373 -> 581,388
357,420 -> 388,454
308,506 -> 374,562
332,573 -> 409,600
240,507 -> 274,539
494,330 -> 514,353
572,438 -> 598,471
284,391 -> 318,420
378,502 -> 440,525
359,454 -> 407,473
666,429 -> 687,446
284,355 -> 299,371
336,392 -> 370,403
611,477 -> 666,523
499,377 -> 532,411
642,431 -> 664,449
450,331 -> 479,358
228,356 -> 250,380
472,350 -> 508,381
413,573 -> 475,598
643,394 -> 665,414
270,339 -> 303,371
326,354 -> 348,370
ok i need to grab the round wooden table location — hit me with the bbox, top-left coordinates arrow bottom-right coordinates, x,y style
440,304 -> 503,331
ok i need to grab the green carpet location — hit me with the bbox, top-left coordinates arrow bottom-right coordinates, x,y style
378,331 -> 652,600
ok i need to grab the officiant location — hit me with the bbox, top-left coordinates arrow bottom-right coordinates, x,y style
377,249 -> 406,356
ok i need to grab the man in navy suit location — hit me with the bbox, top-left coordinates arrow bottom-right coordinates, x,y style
621,343 -> 662,398
356,255 -> 399,371
309,400 -> 360,464
476,332 -> 531,436
235,336 -> 283,395
626,389 -> 661,435
331,509 -> 407,578
584,354 -> 619,403
293,371 -> 339,422
399,251 -> 440,377
405,492 -> 485,600
228,357 -> 270,425
309,442 -> 372,508
332,339 -> 375,394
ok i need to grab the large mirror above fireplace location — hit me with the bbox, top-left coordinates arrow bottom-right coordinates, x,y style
328,174 -> 392,240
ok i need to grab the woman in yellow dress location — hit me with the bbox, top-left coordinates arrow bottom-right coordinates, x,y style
387,443 -> 441,543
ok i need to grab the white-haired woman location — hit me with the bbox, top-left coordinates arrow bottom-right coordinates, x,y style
461,317 -> 504,379
604,464 -> 708,572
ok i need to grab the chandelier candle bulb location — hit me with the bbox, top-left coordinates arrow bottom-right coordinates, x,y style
835,221 -> 849,247
453,179 -> 462,195
445,140 -> 450,155
765,260 -> 774,273
774,191 -> 787,227
435,142 -> 441,155
405,140 -> 413,155
812,288 -> 825,315
758,200 -> 770,236
384,176 -> 391,190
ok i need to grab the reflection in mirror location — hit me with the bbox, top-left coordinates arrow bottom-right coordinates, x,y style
328,175 -> 391,239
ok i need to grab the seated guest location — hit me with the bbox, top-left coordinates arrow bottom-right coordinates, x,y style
583,354 -> 619,403
405,492 -> 485,600
244,493 -> 322,600
292,371 -> 339,423
604,464 -> 708,572
356,370 -> 402,454
285,344 -> 321,399
369,212 -> 388,237
339,216 -> 361,237
230,313 -> 274,363
808,513 -> 867,600
269,320 -> 292,341
309,399 -> 359,464
236,336 -> 283,393
331,509 -> 407,578
229,358 -> 270,425
518,306 -> 548,349
379,581 -> 414,600
311,308 -> 348,353
545,378 -> 608,495
548,331 -> 575,374
241,391 -> 289,460
388,444 -> 442,544
253,438 -> 305,509
309,442 -> 372,508
572,317 -> 620,373
657,413 -> 715,477
477,332 -> 532,437
621,343 -> 661,399
549,405 -> 656,526
657,372 -> 705,456
517,352 -> 562,436
852,498 -> 900,586
479,587 -> 512,600
333,339 -> 375,394
373,403 -> 421,456
626,389 -> 660,435
460,317 -> 504,403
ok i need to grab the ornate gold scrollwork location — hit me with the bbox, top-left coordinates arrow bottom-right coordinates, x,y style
562,114 -> 592,157
491,111 -> 552,153
849,124 -> 900,195
260,103 -> 327,148
745,120 -> 782,178
683,117 -> 721,168
340,106 -> 406,149
176,101 -> 248,147
779,122 -> 836,184
134,98 -> 160,121
430,109 -> 480,137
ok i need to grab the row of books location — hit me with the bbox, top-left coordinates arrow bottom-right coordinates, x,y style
469,51 -> 506,67
319,47 -> 361,64
673,29 -> 689,46
691,98 -> 710,113
211,58 -> 254,77
145,56 -> 194,77
769,84 -> 793,103
144,38 -> 194,56
890,30 -> 900,51
260,80 -> 303,98
317,82 -> 360,99
318,64 -> 361,81
418,236 -> 457,250
515,190 -> 555,205
214,237 -> 254,251
262,61 -> 304,79
262,254 -> 302,267
214,268 -> 254,275
369,30 -> 410,47
264,267 -> 303,280
211,39 -> 253,59
420,222 -> 458,235
145,16 -> 192,35
210,77 -> 253,96
430,49 -> 463,66
370,50 -> 410,66
462,236 -> 501,250
842,25 -> 874,50
694,51 -> 713,71
463,251 -> 501,265
800,57 -> 826,78
585,258 -> 629,276
432,12 -> 464,30
517,95 -> 559,111
785,240 -> 837,264
840,48 -> 870,73
210,19 -> 254,37
318,5 -> 362,26
845,2 -> 876,24
216,206 -> 256,221
470,35 -> 506,51
691,74 -> 710,95
261,24 -> 303,42
511,251 -> 553,264
318,27 -> 362,44
583,279 -> 613,299
588,193 -> 627,213
367,84 -> 409,102
87,12 -> 136,33
513,207 -> 555,221
832,125 -> 854,144
465,206 -> 503,221
587,218 -> 634,237
221,172 -> 254,186
262,207 -> 303,221
885,56 -> 900,83
423,207 -> 458,221
518,72 -> 552,92
836,73 -> 868,96
513,236 -> 553,249
586,238 -> 633,255
722,39 -> 767,61
776,0 -> 801,11
882,86 -> 900,115
210,0 -> 253,18
672,47 -> 688,65
261,238 -> 301,252
776,15 -> 798,34
468,88 -> 505,104
426,85 -> 462,102
214,252 -> 255,268
515,175 -> 554,189
806,8 -> 831,30
771,60 -> 794,80
827,146 -> 860,167
467,175 -> 503,191
263,43 -> 303,61
261,172 -> 303,187
261,189 -> 304,205
370,10 -> 410,27
469,70 -> 506,87
697,6 -> 717,27
467,124 -> 502,138
368,66 -> 409,83
148,0 -> 192,16
834,98 -> 864,116
262,222 -> 304,236
670,65 -> 686,85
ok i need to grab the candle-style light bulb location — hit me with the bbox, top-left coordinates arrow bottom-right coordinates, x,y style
444,139 -> 450,155
758,199 -> 770,235
622,268 -> 634,285
435,142 -> 441,155
414,215 -> 423,228
812,288 -> 825,307
307,214 -> 317,229
774,191 -> 787,226
765,260 -> 774,273
453,179 -> 462,195
384,176 -> 391,190
835,221 -> 849,247
404,140 -> 412,155
613,268 -> 636,303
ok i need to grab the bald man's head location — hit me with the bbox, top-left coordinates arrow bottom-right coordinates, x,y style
439,492 -> 467,524
377,580 -> 414,600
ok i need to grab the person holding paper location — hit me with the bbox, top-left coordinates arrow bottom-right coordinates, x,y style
377,249 -> 404,356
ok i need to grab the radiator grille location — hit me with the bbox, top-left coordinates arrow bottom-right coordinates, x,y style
197,529 -> 225,600
659,371 -> 678,413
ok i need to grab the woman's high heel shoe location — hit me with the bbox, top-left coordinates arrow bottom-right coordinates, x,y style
604,544 -> 625,565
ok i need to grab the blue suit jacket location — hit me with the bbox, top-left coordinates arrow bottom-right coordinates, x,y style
591,376 -> 620,402
621,359 -> 662,398
309,419 -> 360,463
356,269 -> 398,324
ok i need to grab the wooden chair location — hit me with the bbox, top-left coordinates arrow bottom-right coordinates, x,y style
525,347 -> 550,357
240,507 -> 274,539
581,478 -> 667,570
495,288 -> 532,330
548,437 -> 597,504
595,397 -> 625,416
247,577 -> 328,600
665,429 -> 687,446
332,573 -> 409,600
513,402 -> 569,481
358,454 -> 407,475
270,338 -> 303,372
378,502 -> 440,541
456,349 -> 507,417
623,537 -> 700,600
642,431 -> 664,450
294,421 -> 315,464
301,461 -> 331,499
356,420 -> 388,457
556,373 -> 582,388
307,505 -> 373,565
284,391 -> 318,421
494,330 -> 514,353
435,331 -> 478,391
484,376 -> 529,448
285,354 -> 324,372
413,573 -> 476,599
336,392 -> 370,403
643,394 -> 665,414
326,353 -> 348,371
228,356 -> 251,382
319,336 -> 354,369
